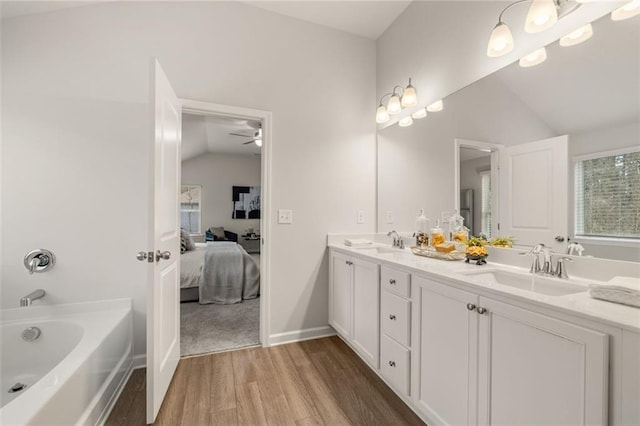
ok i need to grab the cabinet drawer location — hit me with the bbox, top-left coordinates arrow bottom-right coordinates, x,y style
380,335 -> 410,396
381,290 -> 411,347
381,266 -> 410,298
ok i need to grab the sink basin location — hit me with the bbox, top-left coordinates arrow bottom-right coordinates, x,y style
461,269 -> 588,296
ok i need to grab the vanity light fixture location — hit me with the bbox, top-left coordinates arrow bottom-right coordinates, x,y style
411,108 -> 428,119
559,23 -> 593,46
426,99 -> 444,112
519,47 -> 548,67
487,0 -> 581,57
611,0 -> 640,21
398,116 -> 414,127
376,78 -> 419,123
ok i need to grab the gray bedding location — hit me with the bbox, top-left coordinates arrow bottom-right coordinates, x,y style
179,242 -> 260,304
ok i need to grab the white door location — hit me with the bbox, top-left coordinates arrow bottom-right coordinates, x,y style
147,59 -> 182,424
352,258 -> 380,368
477,297 -> 608,426
413,276 -> 479,426
499,135 -> 568,251
329,251 -> 353,338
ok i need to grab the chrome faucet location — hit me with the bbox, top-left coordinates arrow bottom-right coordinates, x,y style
566,241 -> 585,256
387,230 -> 405,249
520,243 -> 572,279
20,289 -> 46,307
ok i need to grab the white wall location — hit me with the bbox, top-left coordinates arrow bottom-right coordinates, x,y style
376,1 -> 621,127
182,152 -> 261,238
377,74 -> 555,233
1,1 -> 376,355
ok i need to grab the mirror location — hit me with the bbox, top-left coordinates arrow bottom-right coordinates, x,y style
377,13 -> 639,262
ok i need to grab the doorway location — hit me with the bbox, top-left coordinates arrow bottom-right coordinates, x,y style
179,99 -> 272,356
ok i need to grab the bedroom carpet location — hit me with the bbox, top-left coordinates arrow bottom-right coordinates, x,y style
180,297 -> 260,357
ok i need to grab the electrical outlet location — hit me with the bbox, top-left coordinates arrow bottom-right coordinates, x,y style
386,211 -> 394,224
278,209 -> 293,224
357,210 -> 365,224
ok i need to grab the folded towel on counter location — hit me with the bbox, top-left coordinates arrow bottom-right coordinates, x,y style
589,276 -> 640,308
344,238 -> 373,247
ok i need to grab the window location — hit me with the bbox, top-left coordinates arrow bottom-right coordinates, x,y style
480,171 -> 492,237
181,185 -> 201,234
574,150 -> 640,240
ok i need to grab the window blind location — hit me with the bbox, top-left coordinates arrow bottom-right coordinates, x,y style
574,151 -> 640,239
480,171 -> 492,237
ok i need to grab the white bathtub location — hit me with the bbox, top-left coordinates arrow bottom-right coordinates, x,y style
0,299 -> 133,426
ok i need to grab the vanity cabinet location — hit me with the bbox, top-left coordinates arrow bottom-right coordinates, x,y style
380,266 -> 412,396
329,250 -> 380,368
412,275 -> 609,426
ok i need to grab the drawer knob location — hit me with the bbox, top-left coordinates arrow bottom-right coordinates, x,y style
389,279 -> 396,285
477,307 -> 487,315
389,314 -> 396,320
388,360 -> 396,367
466,303 -> 476,311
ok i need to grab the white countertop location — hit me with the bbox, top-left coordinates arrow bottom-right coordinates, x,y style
329,240 -> 640,333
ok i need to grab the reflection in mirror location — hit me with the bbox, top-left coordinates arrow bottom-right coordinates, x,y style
377,13 -> 639,262
458,146 -> 494,239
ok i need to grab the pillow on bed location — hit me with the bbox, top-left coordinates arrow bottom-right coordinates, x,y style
209,227 -> 227,240
180,229 -> 196,252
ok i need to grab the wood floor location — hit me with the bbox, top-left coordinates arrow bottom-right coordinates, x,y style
106,336 -> 425,426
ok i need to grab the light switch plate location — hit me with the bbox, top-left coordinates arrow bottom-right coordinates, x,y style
386,211 -> 394,224
357,210 -> 365,224
278,209 -> 293,224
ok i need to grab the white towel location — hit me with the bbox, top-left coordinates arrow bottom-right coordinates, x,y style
344,238 -> 373,247
589,276 -> 640,308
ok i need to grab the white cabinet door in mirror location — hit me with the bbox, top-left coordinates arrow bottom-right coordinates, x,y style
499,135 -> 568,252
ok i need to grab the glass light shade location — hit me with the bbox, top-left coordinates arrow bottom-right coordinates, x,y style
376,105 -> 390,123
401,84 -> 418,108
411,108 -> 428,119
255,139 -> 263,147
426,99 -> 443,112
398,116 -> 413,127
525,0 -> 558,33
519,47 -> 547,67
611,0 -> 640,21
387,94 -> 402,114
487,22 -> 514,57
559,24 -> 593,47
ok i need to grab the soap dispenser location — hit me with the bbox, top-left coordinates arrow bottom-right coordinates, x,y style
430,220 -> 446,247
415,209 -> 430,248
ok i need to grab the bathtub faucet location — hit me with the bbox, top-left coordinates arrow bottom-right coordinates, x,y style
20,289 -> 46,307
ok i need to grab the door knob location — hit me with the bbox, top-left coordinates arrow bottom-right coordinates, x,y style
156,250 -> 171,261
136,252 -> 148,261
555,236 -> 565,242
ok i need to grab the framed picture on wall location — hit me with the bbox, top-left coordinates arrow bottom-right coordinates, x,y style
181,185 -> 202,234
232,186 -> 260,219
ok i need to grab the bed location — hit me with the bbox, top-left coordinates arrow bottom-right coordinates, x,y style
180,242 -> 260,304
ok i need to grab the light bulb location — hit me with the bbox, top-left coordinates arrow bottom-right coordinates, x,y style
398,116 -> 413,127
376,104 -> 390,123
411,108 -> 427,119
559,23 -> 593,47
387,94 -> 402,114
611,0 -> 640,20
525,0 -> 558,33
519,47 -> 547,67
401,79 -> 418,107
255,139 -> 262,147
426,99 -> 443,112
487,22 -> 514,57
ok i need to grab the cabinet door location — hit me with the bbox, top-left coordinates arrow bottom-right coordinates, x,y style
329,251 -> 353,339
477,297 -> 608,426
413,276 -> 479,426
352,257 -> 380,368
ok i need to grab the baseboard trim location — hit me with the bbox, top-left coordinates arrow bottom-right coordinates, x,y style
268,325 -> 336,346
132,354 -> 146,370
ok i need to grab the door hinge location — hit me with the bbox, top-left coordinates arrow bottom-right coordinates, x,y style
497,223 -> 500,231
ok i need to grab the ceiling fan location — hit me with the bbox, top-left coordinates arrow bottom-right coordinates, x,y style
229,127 -> 262,147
